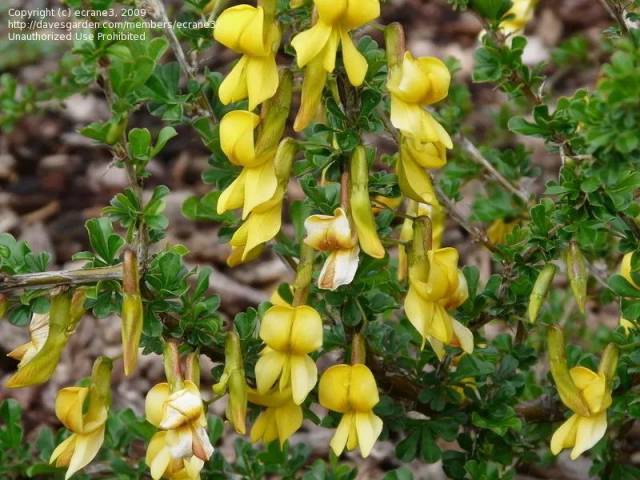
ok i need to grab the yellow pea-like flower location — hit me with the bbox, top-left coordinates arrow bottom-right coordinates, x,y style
387,52 -> 452,148
248,387 -> 303,446
500,0 -> 538,35
291,0 -> 380,130
404,246 -> 473,358
50,357 -> 112,480
6,292 -> 74,388
214,5 -> 281,110
318,363 -> 383,457
226,138 -> 296,266
255,304 -> 323,405
397,138 -> 443,205
145,381 -> 214,479
217,110 -> 279,219
548,327 -> 618,460
304,207 -> 360,290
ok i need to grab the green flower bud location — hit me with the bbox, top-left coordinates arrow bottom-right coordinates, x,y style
528,264 -> 556,323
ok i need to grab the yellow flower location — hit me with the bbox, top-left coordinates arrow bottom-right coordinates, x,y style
291,0 -> 380,130
248,388 -> 303,446
387,52 -> 452,148
318,364 -> 383,457
145,381 -> 214,479
225,138 -> 296,266
214,5 -> 280,110
500,0 -> 537,35
486,219 -> 517,246
548,328 -> 618,460
50,357 -> 112,479
216,110 -> 278,217
620,317 -> 634,333
404,247 -> 473,358
7,292 -> 73,388
292,0 -> 380,86
255,304 -> 323,404
304,207 -> 360,290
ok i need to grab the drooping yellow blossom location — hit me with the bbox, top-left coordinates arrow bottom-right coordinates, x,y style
255,304 -> 323,405
248,387 -> 303,446
226,138 -> 296,266
145,381 -> 214,479
486,218 -> 517,246
6,291 -> 79,388
387,52 -> 452,148
214,5 -> 281,110
319,363 -> 383,457
304,207 -> 360,290
50,357 -> 112,480
500,0 -> 538,35
216,110 -> 278,218
291,0 -> 380,130
404,244 -> 473,359
548,327 -> 618,460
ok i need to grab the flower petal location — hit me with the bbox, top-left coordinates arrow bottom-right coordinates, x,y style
355,411 -> 383,457
55,387 -> 88,433
145,382 -> 170,428
550,413 -> 579,455
330,413 -> 352,456
220,110 -> 260,166
319,364 -> 351,413
318,247 -> 360,290
349,364 -> 379,411
291,21 -> 333,68
290,354 -> 317,405
255,349 -> 286,394
452,320 -> 474,355
571,411 -> 607,459
260,306 -> 295,351
242,162 -> 278,219
274,401 -> 303,445
290,306 -> 323,353
340,30 -> 368,86
65,426 -> 105,479
246,56 -> 280,111
218,56 -> 249,106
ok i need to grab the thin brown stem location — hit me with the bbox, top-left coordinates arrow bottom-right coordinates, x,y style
0,265 -> 123,293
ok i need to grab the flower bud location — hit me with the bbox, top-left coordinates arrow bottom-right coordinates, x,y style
6,291 -> 72,388
293,59 -> 327,132
68,288 -> 87,333
598,343 -> 618,392
547,326 -> 591,417
105,115 -> 127,145
184,352 -> 201,388
528,263 -> 556,323
255,69 -> 293,159
163,340 -> 183,390
350,147 -> 385,259
384,22 -> 405,70
565,242 -> 588,313
213,331 -> 247,434
121,249 -> 143,376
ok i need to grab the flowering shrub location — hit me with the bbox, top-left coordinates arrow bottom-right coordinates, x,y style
2,0 -> 640,478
